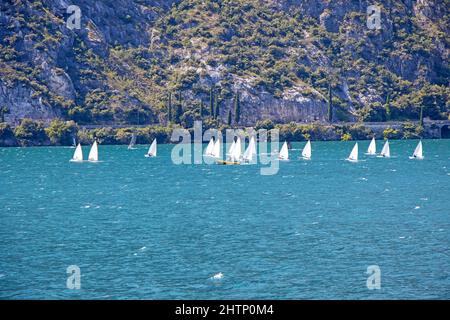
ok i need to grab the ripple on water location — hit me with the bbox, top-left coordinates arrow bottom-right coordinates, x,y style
1,141 -> 449,299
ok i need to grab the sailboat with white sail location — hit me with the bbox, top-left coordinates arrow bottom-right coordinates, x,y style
378,140 -> 390,158
242,136 -> 257,163
145,138 -> 157,157
366,137 -> 376,155
211,138 -> 221,159
70,143 -> 83,162
301,140 -> 312,160
346,142 -> 358,162
88,140 -> 99,162
204,138 -> 215,157
278,141 -> 289,161
409,140 -> 423,160
70,137 -> 77,148
216,137 -> 241,165
128,132 -> 137,150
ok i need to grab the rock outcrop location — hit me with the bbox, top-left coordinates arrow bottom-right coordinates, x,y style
0,0 -> 447,126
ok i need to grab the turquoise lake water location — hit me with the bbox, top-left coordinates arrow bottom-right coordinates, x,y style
0,139 -> 449,299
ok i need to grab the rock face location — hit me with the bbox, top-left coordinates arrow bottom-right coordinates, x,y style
0,83 -> 61,125
0,0 -> 448,126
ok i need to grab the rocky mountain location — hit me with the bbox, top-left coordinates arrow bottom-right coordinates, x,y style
0,0 -> 448,127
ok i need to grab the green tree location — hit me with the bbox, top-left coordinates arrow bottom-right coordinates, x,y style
341,133 -> 352,141
199,101 -> 205,118
209,86 -> 214,117
0,123 -> 17,146
167,92 -> 172,122
45,119 -> 78,145
234,91 -> 240,124
214,93 -> 220,119
383,127 -> 400,140
178,91 -> 182,106
175,104 -> 183,124
384,93 -> 391,121
327,82 -> 333,123
14,118 -> 48,146
0,106 -> 10,123
227,109 -> 232,126
255,119 -> 275,131
419,104 -> 424,127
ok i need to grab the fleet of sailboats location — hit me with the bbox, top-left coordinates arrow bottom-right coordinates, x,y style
69,137 -> 426,163
410,140 -> 423,160
145,139 -> 157,157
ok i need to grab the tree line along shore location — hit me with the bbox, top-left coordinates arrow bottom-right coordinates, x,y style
1,118 -> 446,148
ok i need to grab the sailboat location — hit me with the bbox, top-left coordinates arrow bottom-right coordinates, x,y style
204,138 -> 215,157
211,138 -> 221,159
242,136 -> 257,163
70,137 -> 77,148
378,140 -> 390,158
346,142 -> 358,162
366,137 -> 376,155
216,137 -> 241,165
70,143 -> 83,162
128,132 -> 137,150
145,139 -> 157,157
409,140 -> 423,160
278,141 -> 289,161
88,140 -> 99,162
301,140 -> 312,160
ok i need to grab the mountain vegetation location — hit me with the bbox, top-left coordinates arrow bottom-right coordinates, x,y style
0,0 -> 448,129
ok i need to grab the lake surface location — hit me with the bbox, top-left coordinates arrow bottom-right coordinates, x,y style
0,139 -> 449,299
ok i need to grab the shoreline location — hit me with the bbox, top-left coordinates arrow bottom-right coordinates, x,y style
1,120 -> 449,147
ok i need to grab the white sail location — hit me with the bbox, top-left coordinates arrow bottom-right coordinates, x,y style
211,138 -> 221,158
227,140 -> 236,157
410,140 -> 423,159
279,141 -> 289,160
347,142 -> 358,162
72,137 -> 77,148
88,141 -> 98,162
204,138 -> 215,156
231,137 -> 242,162
147,139 -> 157,157
367,137 -> 376,155
71,143 -> 83,162
302,140 -> 312,159
242,136 -> 257,162
380,140 -> 390,158
128,132 -> 137,149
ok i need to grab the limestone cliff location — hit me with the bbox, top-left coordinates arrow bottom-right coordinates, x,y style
0,0 -> 448,126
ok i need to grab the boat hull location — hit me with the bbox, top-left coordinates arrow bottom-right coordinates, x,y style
216,160 -> 240,165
